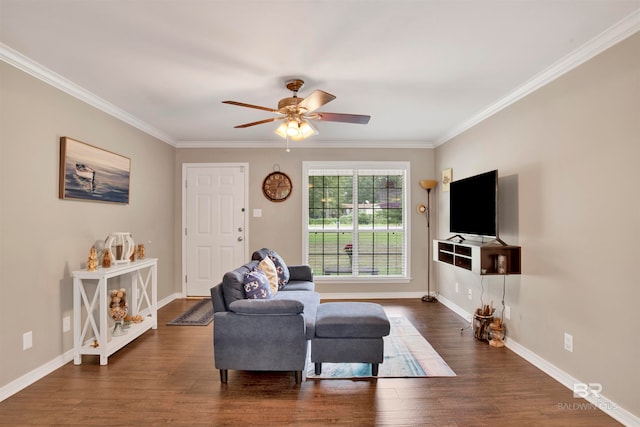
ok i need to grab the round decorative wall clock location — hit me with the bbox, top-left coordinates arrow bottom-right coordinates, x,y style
262,171 -> 292,202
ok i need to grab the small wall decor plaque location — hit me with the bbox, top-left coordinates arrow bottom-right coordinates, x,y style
442,168 -> 453,192
59,137 -> 130,204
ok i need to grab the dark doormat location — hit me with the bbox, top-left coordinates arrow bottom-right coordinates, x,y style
167,299 -> 213,326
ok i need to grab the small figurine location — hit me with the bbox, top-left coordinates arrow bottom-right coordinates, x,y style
102,249 -> 112,268
87,247 -> 98,271
137,244 -> 145,260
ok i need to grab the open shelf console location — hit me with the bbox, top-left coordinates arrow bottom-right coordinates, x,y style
72,258 -> 158,365
433,239 -> 521,275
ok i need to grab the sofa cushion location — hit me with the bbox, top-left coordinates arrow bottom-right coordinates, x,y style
279,280 -> 314,292
274,290 -> 321,339
287,265 -> 313,283
267,250 -> 290,289
243,269 -> 272,300
315,302 -> 390,338
228,299 -> 304,315
222,260 -> 260,307
258,256 -> 279,296
252,248 -> 291,290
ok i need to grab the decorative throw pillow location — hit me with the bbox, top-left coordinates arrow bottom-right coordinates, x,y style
268,250 -> 290,290
258,256 -> 279,296
242,269 -> 272,300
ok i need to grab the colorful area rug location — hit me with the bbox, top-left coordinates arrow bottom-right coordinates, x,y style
306,316 -> 456,379
167,299 -> 213,326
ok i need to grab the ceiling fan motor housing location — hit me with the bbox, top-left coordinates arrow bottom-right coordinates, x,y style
278,97 -> 306,114
285,79 -> 305,92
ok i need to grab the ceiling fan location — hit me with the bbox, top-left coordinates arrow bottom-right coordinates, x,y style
222,79 -> 370,140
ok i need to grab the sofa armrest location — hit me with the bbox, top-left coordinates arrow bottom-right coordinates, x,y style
288,265 -> 313,282
228,299 -> 303,315
213,311 -> 308,371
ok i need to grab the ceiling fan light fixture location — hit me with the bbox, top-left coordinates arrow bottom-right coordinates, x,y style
274,122 -> 288,138
286,120 -> 301,137
298,120 -> 318,139
274,118 -> 318,140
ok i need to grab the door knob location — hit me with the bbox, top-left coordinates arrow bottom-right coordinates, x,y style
238,227 -> 243,232
237,237 -> 243,242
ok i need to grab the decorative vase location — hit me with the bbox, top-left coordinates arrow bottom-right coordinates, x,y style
489,320 -> 505,347
109,288 -> 128,336
105,232 -> 135,264
112,319 -> 127,336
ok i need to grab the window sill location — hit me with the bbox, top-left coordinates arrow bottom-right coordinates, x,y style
316,276 -> 411,285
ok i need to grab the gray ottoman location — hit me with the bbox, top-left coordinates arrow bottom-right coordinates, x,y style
312,302 -> 390,376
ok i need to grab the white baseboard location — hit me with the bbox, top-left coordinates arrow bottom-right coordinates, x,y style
436,294 -> 638,426
505,339 -> 638,426
0,349 -> 75,402
432,294 -> 473,324
0,292 -> 180,403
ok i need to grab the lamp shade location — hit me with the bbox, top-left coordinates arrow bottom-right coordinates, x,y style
419,179 -> 438,190
286,120 -> 300,136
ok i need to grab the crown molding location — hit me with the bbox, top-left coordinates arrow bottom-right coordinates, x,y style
0,43 -> 177,147
175,139 -> 433,149
435,9 -> 640,146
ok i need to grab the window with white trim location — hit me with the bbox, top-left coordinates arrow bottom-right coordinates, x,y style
303,161 -> 409,280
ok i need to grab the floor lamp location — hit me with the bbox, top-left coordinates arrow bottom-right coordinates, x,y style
418,180 -> 438,302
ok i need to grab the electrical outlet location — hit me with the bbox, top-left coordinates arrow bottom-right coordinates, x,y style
63,316 -> 71,332
467,288 -> 472,300
23,331 -> 33,350
455,282 -> 459,293
564,333 -> 573,352
504,306 -> 511,320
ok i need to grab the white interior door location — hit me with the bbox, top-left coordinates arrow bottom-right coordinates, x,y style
184,164 -> 247,296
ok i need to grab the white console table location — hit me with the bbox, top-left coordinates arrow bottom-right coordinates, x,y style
72,258 -> 158,365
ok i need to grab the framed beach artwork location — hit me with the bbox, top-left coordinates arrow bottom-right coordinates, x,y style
59,137 -> 131,204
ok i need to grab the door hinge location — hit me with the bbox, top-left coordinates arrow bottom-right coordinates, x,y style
185,227 -> 187,236
185,275 -> 188,283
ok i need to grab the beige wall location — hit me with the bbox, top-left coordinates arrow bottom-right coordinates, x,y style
0,62 -> 176,388
175,147 -> 435,296
434,33 -> 640,416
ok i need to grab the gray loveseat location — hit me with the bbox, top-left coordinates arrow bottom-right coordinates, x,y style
210,248 -> 320,383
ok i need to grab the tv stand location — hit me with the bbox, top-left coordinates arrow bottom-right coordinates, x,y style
433,239 -> 521,275
486,237 -> 508,246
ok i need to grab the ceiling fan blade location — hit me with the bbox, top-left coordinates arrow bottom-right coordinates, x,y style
312,112 -> 371,124
298,90 -> 336,113
223,100 -> 277,113
234,117 -> 283,128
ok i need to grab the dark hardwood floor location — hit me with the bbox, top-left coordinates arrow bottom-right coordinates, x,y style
0,299 -> 621,426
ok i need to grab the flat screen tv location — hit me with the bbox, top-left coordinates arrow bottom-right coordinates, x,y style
449,170 -> 498,237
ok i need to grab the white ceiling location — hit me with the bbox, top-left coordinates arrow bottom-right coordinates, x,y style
1,1 -> 639,148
